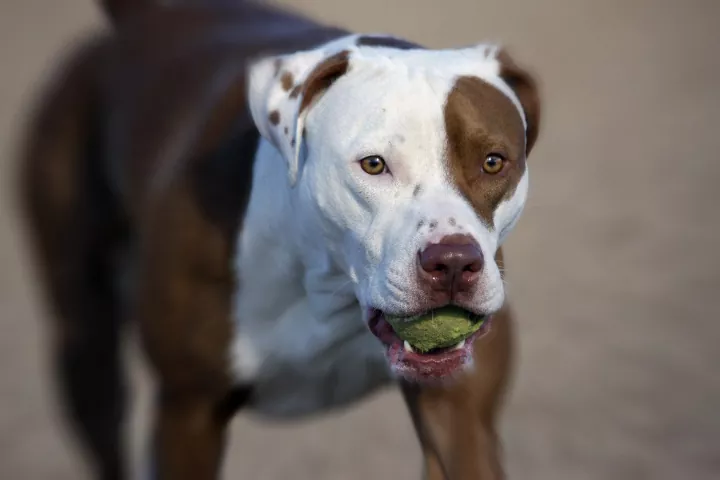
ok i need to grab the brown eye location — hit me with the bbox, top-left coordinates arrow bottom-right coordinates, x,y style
359,155 -> 387,175
482,154 -> 505,174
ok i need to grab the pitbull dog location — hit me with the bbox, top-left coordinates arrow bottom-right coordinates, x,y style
18,0 -> 541,478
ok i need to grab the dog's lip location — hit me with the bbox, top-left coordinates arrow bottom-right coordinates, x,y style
366,305 -> 487,322
367,308 -> 492,382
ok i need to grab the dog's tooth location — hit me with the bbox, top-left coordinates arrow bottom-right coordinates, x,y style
403,341 -> 415,353
453,339 -> 466,350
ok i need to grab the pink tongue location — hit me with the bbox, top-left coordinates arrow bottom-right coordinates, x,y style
369,315 -> 400,345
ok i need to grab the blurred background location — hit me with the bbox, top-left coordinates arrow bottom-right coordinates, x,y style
1,0 -> 719,478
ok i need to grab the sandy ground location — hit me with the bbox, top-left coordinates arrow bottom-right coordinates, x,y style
2,0 -> 720,479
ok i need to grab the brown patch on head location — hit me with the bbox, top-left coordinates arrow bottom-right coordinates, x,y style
356,35 -> 424,50
268,110 -> 280,125
280,71 -> 294,91
289,84 -> 302,98
444,76 -> 528,225
496,49 -> 541,154
299,50 -> 350,113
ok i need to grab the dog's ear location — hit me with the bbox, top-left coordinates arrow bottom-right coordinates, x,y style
247,48 -> 351,185
495,48 -> 541,155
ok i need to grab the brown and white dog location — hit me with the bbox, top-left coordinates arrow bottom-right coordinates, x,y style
18,0 -> 541,478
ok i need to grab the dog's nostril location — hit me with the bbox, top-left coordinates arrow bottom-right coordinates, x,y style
463,254 -> 484,273
418,235 -> 484,283
463,261 -> 482,273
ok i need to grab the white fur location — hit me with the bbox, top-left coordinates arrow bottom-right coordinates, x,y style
233,35 -> 530,416
247,35 -> 366,185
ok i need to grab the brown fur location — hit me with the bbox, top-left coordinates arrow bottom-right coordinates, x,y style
17,2 -> 540,479
444,75 -> 528,226
298,50 -> 351,113
497,49 -> 541,154
355,35 -> 423,50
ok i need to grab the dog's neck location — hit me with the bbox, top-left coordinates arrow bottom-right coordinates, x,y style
234,138 -> 358,323
231,139 -> 390,400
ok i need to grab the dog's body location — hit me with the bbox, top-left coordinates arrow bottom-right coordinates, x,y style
19,1 -> 541,478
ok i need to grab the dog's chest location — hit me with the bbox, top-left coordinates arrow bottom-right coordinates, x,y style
229,140 -> 392,418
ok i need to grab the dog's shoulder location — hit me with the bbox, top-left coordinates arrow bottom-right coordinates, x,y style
95,4 -> 347,227
19,0 -> 350,314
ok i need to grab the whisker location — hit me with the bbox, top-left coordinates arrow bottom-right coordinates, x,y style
329,279 -> 353,299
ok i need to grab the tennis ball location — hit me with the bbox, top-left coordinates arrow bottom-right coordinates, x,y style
385,306 -> 485,353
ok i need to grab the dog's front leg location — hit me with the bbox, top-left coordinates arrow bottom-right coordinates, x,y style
138,268 -> 245,480
401,307 -> 514,480
402,390 -> 504,480
150,384 -> 250,480
151,392 -> 226,480
138,266 -> 242,480
134,189 -> 248,479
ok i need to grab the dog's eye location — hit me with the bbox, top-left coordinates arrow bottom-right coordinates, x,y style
359,155 -> 387,175
482,154 -> 505,174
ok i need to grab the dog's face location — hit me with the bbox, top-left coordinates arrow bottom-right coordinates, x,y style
248,35 -> 540,382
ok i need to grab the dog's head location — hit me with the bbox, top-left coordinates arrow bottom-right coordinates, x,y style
248,34 -> 540,382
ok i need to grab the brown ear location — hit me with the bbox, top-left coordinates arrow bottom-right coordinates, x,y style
247,47 -> 351,185
497,49 -> 541,155
299,51 -> 350,114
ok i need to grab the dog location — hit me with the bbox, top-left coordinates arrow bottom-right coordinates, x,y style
17,0 -> 541,478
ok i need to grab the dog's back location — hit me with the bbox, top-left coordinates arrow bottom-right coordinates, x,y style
18,1 -> 347,477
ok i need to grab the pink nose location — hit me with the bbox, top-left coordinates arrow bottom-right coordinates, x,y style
417,234 -> 484,294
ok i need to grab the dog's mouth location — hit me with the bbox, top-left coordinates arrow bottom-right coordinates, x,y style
367,308 -> 491,382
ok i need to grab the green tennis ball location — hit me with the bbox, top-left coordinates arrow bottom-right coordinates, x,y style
385,306 -> 485,353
